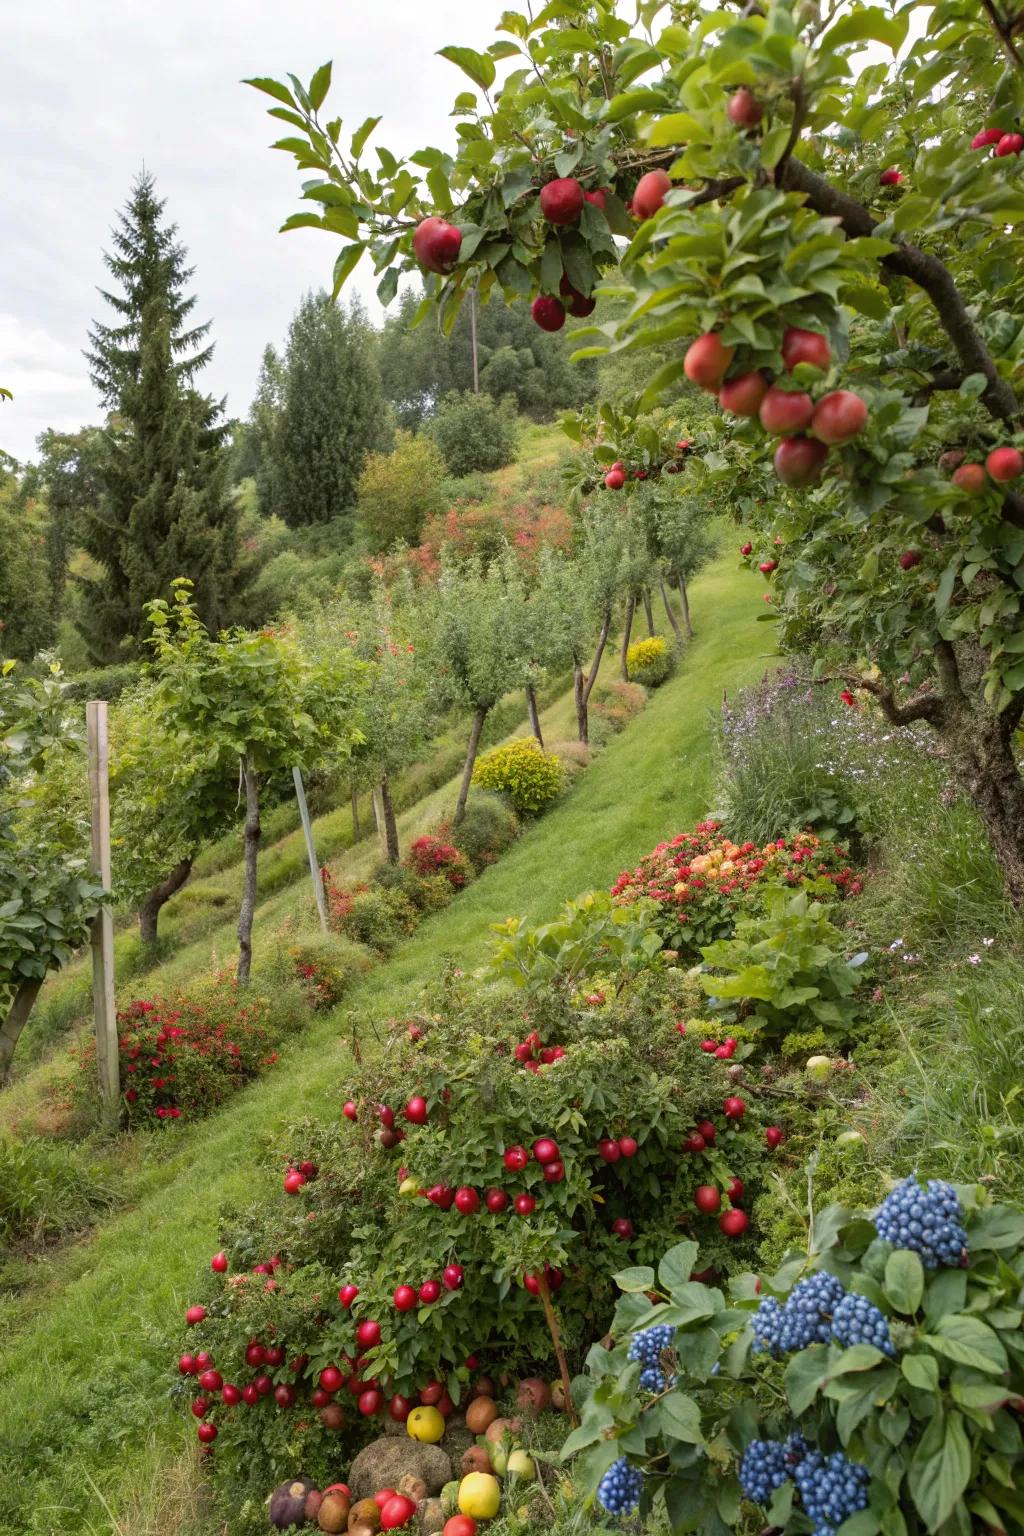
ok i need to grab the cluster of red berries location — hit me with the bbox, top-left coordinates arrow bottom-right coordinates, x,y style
514,1029 -> 567,1071
602,441 -> 692,491
972,125 -> 1024,156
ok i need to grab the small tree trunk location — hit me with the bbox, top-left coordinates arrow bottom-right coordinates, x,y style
642,589 -> 656,637
660,580 -> 683,643
138,856 -> 193,947
537,1271 -> 579,1427
454,705 -> 488,825
0,979 -> 43,1087
573,661 -> 588,745
620,594 -> 636,681
379,775 -> 400,864
237,755 -> 261,986
525,684 -> 544,749
939,690 -> 1024,905
577,611 -> 612,743
677,575 -> 693,639
350,782 -> 361,841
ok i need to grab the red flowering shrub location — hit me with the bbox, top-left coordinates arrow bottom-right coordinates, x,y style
611,821 -> 860,957
406,834 -> 471,889
285,932 -> 373,1012
72,976 -> 303,1127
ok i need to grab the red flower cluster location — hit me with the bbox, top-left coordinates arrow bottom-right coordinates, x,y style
407,835 -> 469,889
611,821 -> 860,957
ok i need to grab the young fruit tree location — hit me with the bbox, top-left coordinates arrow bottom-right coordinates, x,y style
144,581 -> 366,982
0,664 -> 104,1083
252,2 -> 1024,902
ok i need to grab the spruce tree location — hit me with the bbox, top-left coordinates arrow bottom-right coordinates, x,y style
270,291 -> 387,527
248,343 -> 284,517
77,173 -> 237,658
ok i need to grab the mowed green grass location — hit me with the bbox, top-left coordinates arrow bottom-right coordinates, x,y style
0,551 -> 770,1536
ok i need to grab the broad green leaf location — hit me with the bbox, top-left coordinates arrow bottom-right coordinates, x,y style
308,60 -> 332,111
819,6 -> 907,53
658,1241 -> 699,1294
785,1344 -> 830,1414
901,1353 -> 939,1392
908,1411 -> 971,1528
351,116 -> 381,159
331,242 -> 364,299
657,1391 -> 704,1444
243,76 -> 296,107
927,1315 -> 1008,1374
437,45 -> 496,91
614,1265 -> 656,1293
884,1250 -> 924,1314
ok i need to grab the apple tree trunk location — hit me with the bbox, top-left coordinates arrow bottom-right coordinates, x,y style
0,979 -> 43,1087
237,755 -> 261,985
350,781 -> 361,842
642,589 -> 656,637
379,774 -> 400,864
677,576 -> 693,640
660,580 -> 683,643
620,595 -> 636,681
138,855 -> 193,947
454,705 -> 488,826
525,684 -> 544,749
576,610 -> 611,743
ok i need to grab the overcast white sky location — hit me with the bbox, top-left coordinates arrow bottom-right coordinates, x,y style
1,0 -> 496,462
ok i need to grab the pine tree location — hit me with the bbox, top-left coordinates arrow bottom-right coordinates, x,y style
248,344 -> 284,517
270,291 -> 388,527
77,173 -> 237,659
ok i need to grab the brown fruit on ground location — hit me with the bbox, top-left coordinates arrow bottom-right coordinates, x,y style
516,1377 -> 551,1416
461,1446 -> 494,1477
465,1397 -> 498,1434
485,1415 -> 523,1443
347,1499 -> 381,1532
398,1474 -> 428,1503
470,1375 -> 497,1401
318,1492 -> 350,1532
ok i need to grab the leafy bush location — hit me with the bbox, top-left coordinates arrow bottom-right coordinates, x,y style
406,833 -> 472,889
355,430 -> 447,552
61,662 -> 142,702
472,737 -> 564,815
489,890 -> 665,998
611,822 -> 861,960
279,930 -> 373,1012
427,390 -> 518,477
447,791 -> 520,871
337,884 -> 417,955
591,680 -> 648,735
625,636 -> 673,688
173,965 -> 779,1494
72,975 -> 307,1127
0,1137 -> 121,1245
568,1181 -> 1024,1536
699,888 -> 869,1043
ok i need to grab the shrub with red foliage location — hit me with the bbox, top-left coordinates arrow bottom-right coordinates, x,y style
611,821 -> 860,958
406,834 -> 471,889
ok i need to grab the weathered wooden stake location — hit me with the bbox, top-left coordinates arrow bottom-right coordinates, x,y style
293,766 -> 328,935
86,701 -> 119,1124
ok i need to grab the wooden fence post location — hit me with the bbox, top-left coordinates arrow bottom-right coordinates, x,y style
293,766 -> 329,935
86,701 -> 119,1124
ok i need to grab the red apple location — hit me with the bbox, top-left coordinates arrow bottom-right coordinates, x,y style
542,1159 -> 565,1183
394,1285 -> 417,1312
533,1137 -> 560,1165
190,1396 -> 209,1419
443,1264 -> 464,1291
740,541 -> 753,555
378,1105 -> 395,1129
455,1186 -> 480,1214
632,168 -> 672,219
697,1120 -> 716,1144
997,133 -> 1024,157
759,384 -> 814,435
254,1374 -> 273,1396
274,1383 -> 296,1408
343,1100 -> 358,1121
244,1343 -> 265,1368
684,1132 -> 706,1154
774,435 -> 828,487
221,1383 -> 242,1405
986,446 -> 1024,481
418,1279 -> 441,1304
197,1421 -> 217,1444
597,1138 -> 621,1163
727,1177 -> 745,1203
723,1096 -> 747,1120
389,1392 -> 413,1422
560,275 -> 596,317
374,1491 -> 398,1512
719,371 -> 768,417
356,1319 -> 382,1349
618,1136 -> 638,1158
952,463 -> 987,493
532,294 -> 566,332
694,1185 -> 721,1213
405,1095 -> 428,1125
684,332 -> 735,390
514,1193 -> 536,1216
264,1346 -> 284,1368
211,1252 -> 228,1274
812,389 -> 868,445
972,127 -> 1004,149
604,468 -> 626,490
758,560 -> 778,575
484,1188 -> 509,1213
584,187 -> 608,211
727,88 -> 763,127
338,1283 -> 359,1308
611,1218 -> 634,1239
241,1383 -> 260,1406
359,1387 -> 385,1417
765,1125 -> 785,1148
781,327 -> 831,372
419,1380 -> 444,1405
380,1495 -> 418,1530
720,1208 -> 750,1237
320,1365 -> 344,1393
198,1368 -> 222,1393
879,167 -> 902,186
899,549 -> 921,571
504,1145 -> 529,1172
539,177 -> 584,225
185,1305 -> 206,1327
413,217 -> 462,274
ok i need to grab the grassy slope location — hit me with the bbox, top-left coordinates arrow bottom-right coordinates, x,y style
0,551 -> 768,1536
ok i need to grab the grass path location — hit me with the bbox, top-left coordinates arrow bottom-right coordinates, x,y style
0,551 -> 770,1536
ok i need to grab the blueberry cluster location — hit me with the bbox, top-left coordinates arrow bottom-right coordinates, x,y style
738,1440 -> 791,1503
627,1324 -> 675,1365
831,1291 -> 895,1355
638,1366 -> 667,1392
752,1296 -> 784,1354
874,1176 -> 968,1269
597,1456 -> 644,1515
793,1450 -> 871,1536
753,1273 -> 846,1355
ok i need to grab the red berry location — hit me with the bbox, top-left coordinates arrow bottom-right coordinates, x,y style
727,1177 -> 745,1204
418,1279 -> 441,1304
185,1305 -> 206,1327
684,1133 -> 706,1154
740,541 -> 753,556
388,1393 -> 412,1422
394,1285 -> 417,1312
584,187 -> 608,211
611,1218 -> 634,1239
694,1185 -> 721,1214
190,1397 -> 209,1419
996,133 -> 1024,157
244,1343 -> 265,1368
723,1096 -> 747,1120
503,1145 -> 529,1172
194,1352 -> 213,1370
514,1193 -> 536,1216
338,1283 -> 359,1308
405,1095 -> 428,1125
714,1043 -> 734,1059
597,1138 -> 621,1163
356,1319 -> 381,1350
178,1354 -> 196,1376
419,1380 -> 444,1405
454,1186 -> 480,1214
379,1105 -> 395,1128
274,1383 -> 296,1408
298,1160 -> 317,1178
781,326 -> 831,372
532,1137 -> 560,1165
514,1042 -> 533,1063
696,1120 -> 716,1144
311,1389 -> 331,1408
210,1252 -> 228,1274
254,1375 -> 273,1396
343,1100 -> 358,1121
264,1345 -> 284,1368
765,1126 -> 785,1148
442,1264 -> 464,1291
986,446 -> 1024,482
700,1040 -> 718,1053
542,1159 -> 565,1183
221,1383 -> 241,1405
484,1188 -> 509,1213
242,1383 -> 260,1406
618,1136 -> 638,1158
879,167 -> 902,186
899,550 -> 921,571
720,1208 -> 750,1237
604,468 -> 626,490
727,87 -> 762,128
198,1369 -> 222,1393
197,1421 -> 217,1444
359,1388 -> 385,1416
283,1170 -> 306,1195
952,462 -> 987,493
320,1365 -> 344,1393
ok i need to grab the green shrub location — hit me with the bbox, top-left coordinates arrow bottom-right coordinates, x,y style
0,1137 -> 122,1245
355,430 -> 447,551
472,737 -> 564,815
427,390 -> 519,477
339,885 -> 417,954
61,662 -> 141,702
700,887 -> 869,1043
591,680 -> 647,735
276,929 -> 373,1011
447,791 -> 520,871
625,636 -> 673,687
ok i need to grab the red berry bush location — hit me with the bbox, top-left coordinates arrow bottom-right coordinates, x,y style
406,834 -> 471,890
611,821 -> 860,957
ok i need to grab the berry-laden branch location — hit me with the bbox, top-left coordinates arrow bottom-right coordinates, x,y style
778,159 -> 1020,425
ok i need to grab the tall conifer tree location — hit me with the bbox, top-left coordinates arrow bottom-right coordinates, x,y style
78,173 -> 237,658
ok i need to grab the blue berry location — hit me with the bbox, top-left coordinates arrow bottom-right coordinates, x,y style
752,1296 -> 784,1355
794,1450 -> 870,1536
638,1366 -> 667,1392
627,1324 -> 675,1366
739,1440 -> 790,1504
874,1176 -> 968,1270
597,1456 -> 644,1516
831,1292 -> 895,1356
776,1272 -> 846,1351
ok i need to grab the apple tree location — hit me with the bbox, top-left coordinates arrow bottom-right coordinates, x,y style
0,662 -> 104,1083
252,1 -> 1024,898
144,581 -> 366,982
